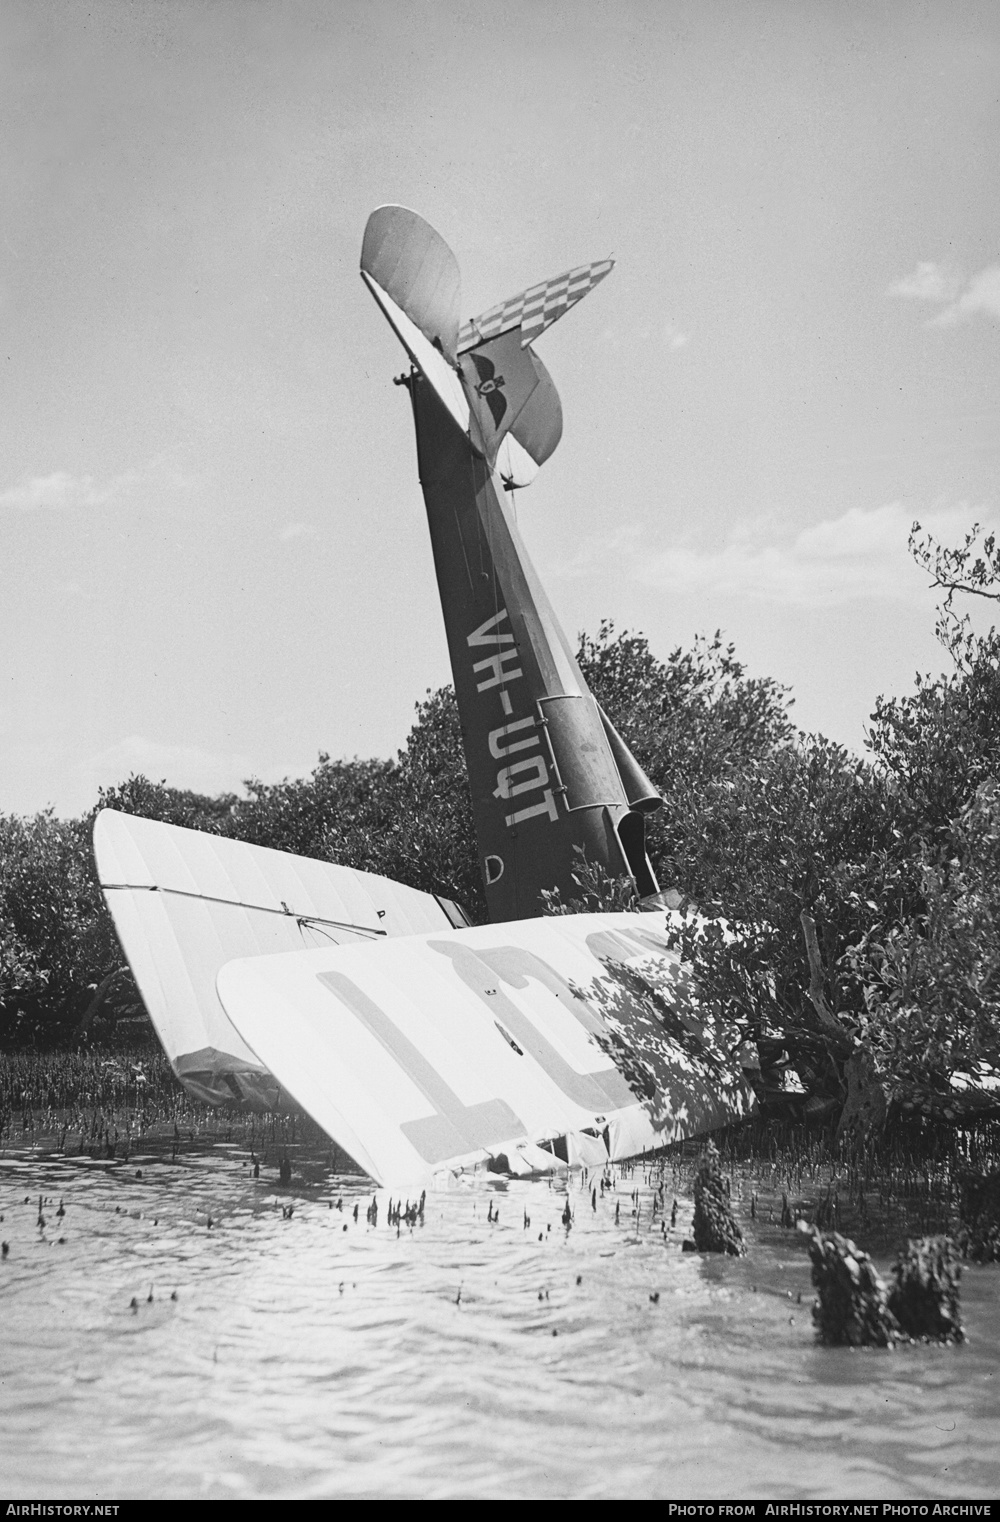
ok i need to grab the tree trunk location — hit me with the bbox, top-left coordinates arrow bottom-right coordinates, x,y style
799,911 -> 852,1052
76,966 -> 128,1037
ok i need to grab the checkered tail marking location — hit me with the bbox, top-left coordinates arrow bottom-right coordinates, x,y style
457,258 -> 614,353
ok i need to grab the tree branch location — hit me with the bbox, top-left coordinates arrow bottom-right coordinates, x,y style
799,911 -> 852,1051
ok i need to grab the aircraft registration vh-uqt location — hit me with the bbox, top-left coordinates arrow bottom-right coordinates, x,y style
94,207 -> 753,1188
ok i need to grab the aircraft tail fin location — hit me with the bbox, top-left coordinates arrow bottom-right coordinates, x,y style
457,258 -> 614,354
361,207 -> 612,486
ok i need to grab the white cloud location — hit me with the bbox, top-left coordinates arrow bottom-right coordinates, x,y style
888,261 -> 961,303
931,264 -> 1000,328
279,521 -> 319,542
77,735 -> 256,798
551,523 -> 646,579
563,502 -> 998,609
0,468 -> 140,511
889,261 -> 1000,328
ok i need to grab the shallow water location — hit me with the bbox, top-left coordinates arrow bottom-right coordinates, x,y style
1,1136 -> 997,1501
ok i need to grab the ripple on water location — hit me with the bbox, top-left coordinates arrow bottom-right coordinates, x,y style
1,1142 -> 998,1499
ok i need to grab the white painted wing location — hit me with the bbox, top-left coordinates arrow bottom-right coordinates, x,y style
217,912 -> 753,1186
94,810 -> 464,1106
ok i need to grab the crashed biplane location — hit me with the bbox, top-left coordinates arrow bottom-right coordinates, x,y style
94,207 -> 753,1187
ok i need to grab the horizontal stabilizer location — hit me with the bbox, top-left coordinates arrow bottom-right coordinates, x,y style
458,257 -> 614,354
361,205 -> 461,361
217,912 -> 753,1187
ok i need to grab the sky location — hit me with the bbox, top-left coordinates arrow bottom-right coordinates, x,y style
1,0 -> 998,818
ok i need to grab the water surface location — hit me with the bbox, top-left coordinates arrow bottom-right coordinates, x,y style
1,1138 -> 997,1500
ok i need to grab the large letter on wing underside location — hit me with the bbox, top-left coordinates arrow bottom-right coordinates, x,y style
216,913 -> 754,1188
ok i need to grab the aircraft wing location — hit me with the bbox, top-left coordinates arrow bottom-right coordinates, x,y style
94,809 -> 466,1107
217,911 -> 753,1187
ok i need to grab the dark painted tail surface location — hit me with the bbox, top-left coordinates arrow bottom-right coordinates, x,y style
408,372 -> 658,919
361,205 -> 661,920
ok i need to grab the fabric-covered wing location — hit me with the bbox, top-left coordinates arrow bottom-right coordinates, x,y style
94,809 -> 460,1107
217,911 -> 753,1187
457,258 -> 614,353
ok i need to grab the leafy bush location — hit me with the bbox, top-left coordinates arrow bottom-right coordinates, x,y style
848,780 -> 1000,1108
571,561 -> 1000,1121
0,811 -> 128,1048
